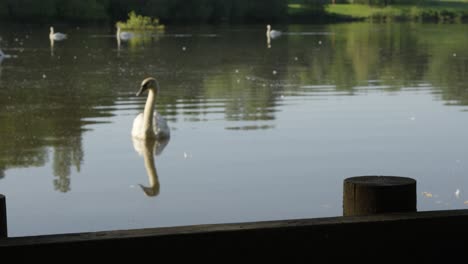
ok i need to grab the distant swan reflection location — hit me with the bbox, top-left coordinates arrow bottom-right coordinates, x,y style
132,137 -> 169,197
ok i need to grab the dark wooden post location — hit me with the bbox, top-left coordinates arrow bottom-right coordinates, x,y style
0,194 -> 7,238
343,176 -> 416,216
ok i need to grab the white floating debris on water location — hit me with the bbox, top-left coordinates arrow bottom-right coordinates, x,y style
294,57 -> 298,61
422,191 -> 433,198
183,152 -> 192,159
318,40 -> 322,45
182,46 -> 187,51
272,70 -> 277,75
280,95 -> 285,99
42,74 -> 47,79
73,56 -> 77,60
236,79 -> 240,83
235,69 -> 239,73
409,116 -> 416,121
455,189 -> 461,198
453,53 -> 457,57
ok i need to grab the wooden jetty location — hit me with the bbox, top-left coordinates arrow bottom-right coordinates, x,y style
1,176 -> 467,261
1,210 -> 468,261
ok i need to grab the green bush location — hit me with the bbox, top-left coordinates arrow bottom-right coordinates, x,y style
116,11 -> 164,30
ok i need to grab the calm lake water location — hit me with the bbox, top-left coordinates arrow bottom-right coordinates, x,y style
0,22 -> 467,237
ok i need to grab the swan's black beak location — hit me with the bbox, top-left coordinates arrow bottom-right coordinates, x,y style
136,86 -> 146,96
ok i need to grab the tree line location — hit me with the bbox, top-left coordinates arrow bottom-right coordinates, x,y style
0,0 -> 291,23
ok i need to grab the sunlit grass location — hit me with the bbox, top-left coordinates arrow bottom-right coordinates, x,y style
326,4 -> 392,18
288,3 -> 318,15
325,2 -> 468,21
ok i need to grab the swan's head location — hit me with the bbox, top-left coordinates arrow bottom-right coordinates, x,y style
50,26 -> 54,33
267,25 -> 271,30
136,77 -> 159,96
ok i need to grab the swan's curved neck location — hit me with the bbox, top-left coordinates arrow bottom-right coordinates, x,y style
143,89 -> 156,138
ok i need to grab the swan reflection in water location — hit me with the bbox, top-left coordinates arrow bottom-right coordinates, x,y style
132,137 -> 169,197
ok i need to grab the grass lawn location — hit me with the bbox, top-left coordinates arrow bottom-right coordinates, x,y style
324,2 -> 468,21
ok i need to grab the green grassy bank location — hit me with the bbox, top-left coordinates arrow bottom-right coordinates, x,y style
324,1 -> 468,22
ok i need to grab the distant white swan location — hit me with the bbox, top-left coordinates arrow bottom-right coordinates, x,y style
266,24 -> 282,39
132,77 -> 170,140
117,26 -> 133,41
49,27 -> 67,41
0,48 -> 15,64
0,48 -> 11,59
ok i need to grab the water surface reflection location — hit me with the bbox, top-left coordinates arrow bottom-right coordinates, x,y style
0,22 -> 467,236
0,22 -> 466,187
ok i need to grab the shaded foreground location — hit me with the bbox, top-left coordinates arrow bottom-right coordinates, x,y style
1,210 -> 468,261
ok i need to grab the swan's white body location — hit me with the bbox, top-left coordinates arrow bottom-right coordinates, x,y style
132,77 -> 170,140
50,27 -> 67,41
266,25 -> 282,39
132,110 -> 170,140
0,48 -> 15,64
0,49 -> 11,59
117,27 -> 133,41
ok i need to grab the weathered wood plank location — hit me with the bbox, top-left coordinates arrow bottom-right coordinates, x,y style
1,209 -> 468,261
0,195 -> 6,238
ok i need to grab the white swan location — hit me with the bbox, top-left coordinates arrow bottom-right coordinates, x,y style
132,77 -> 170,140
117,26 -> 133,41
132,137 -> 169,197
49,27 -> 67,41
0,48 -> 14,58
0,48 -> 14,64
266,24 -> 282,39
